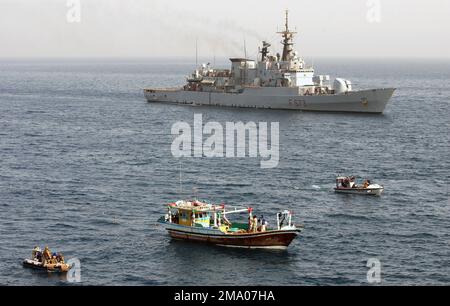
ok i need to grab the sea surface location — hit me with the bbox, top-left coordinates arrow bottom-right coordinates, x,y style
0,58 -> 449,286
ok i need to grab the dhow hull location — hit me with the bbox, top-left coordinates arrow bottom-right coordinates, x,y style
162,223 -> 299,250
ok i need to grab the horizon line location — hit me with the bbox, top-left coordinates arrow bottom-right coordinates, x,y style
0,56 -> 449,61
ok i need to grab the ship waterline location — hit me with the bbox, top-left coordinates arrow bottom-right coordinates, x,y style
166,224 -> 299,250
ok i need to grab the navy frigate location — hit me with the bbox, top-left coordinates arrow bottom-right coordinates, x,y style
144,11 -> 395,113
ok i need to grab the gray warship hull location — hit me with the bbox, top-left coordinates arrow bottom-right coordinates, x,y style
144,87 -> 395,113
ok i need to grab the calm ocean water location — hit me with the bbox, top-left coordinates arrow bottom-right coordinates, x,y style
0,58 -> 449,286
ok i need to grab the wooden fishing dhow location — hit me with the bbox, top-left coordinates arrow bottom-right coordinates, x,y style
158,200 -> 302,250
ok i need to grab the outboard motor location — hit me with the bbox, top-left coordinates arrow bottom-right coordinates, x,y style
333,78 -> 353,94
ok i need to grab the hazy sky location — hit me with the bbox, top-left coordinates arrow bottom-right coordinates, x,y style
1,0 -> 449,58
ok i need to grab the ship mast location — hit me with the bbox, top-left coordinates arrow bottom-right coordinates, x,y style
195,38 -> 198,67
278,10 -> 297,61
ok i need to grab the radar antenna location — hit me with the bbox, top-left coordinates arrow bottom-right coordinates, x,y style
260,41 -> 271,61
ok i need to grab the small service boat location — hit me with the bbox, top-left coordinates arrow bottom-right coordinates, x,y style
23,246 -> 71,273
334,176 -> 384,196
158,200 -> 302,250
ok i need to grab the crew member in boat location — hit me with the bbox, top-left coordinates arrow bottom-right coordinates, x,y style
252,215 -> 259,233
261,217 -> 268,232
342,178 -> 348,188
172,212 -> 179,224
32,246 -> 42,261
363,180 -> 371,188
50,253 -> 57,264
257,216 -> 265,231
57,253 -> 65,264
42,246 -> 52,264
